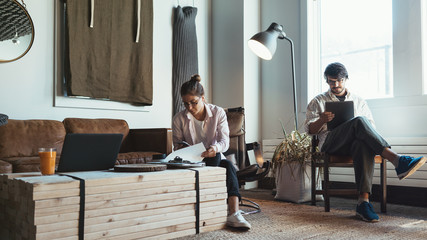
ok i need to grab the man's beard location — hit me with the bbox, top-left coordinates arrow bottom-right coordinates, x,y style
332,87 -> 345,95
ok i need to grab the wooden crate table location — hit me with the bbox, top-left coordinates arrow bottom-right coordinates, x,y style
0,167 -> 227,240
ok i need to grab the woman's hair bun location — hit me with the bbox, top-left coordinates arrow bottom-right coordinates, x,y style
190,74 -> 201,82
181,74 -> 204,97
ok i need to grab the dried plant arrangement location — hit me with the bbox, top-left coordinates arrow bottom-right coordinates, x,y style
272,121 -> 312,179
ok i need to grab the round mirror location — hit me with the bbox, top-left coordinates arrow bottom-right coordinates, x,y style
0,0 -> 35,63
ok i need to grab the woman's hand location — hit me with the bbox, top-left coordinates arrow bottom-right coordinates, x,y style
201,147 -> 216,158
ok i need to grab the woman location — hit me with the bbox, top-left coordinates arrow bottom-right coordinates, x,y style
172,74 -> 251,230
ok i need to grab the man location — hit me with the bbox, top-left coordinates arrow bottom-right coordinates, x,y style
304,62 -> 426,222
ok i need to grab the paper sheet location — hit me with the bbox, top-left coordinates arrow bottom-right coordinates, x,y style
164,142 -> 205,163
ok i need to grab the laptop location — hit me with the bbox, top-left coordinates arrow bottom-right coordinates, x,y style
325,101 -> 354,131
56,133 -> 123,172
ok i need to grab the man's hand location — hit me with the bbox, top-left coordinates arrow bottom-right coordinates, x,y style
319,111 -> 335,123
201,147 -> 216,158
308,111 -> 335,134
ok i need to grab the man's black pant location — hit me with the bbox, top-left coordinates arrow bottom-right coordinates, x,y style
321,116 -> 390,194
203,153 -> 241,199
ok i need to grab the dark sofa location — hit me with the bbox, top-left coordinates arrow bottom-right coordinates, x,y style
0,118 -> 172,173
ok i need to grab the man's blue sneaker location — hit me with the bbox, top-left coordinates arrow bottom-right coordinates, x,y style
395,156 -> 426,180
356,202 -> 379,222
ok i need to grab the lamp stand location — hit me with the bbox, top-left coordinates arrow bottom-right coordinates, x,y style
282,36 -> 298,129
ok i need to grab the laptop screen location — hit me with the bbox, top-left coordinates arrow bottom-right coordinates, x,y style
56,133 -> 123,172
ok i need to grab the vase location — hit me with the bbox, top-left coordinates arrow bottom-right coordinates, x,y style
274,161 -> 323,203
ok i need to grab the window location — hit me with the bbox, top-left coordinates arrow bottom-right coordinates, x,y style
308,0 -> 393,100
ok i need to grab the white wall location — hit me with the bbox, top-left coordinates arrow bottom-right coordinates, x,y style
260,0 -> 302,140
0,0 -> 210,129
211,0 -> 261,143
211,0 -> 245,108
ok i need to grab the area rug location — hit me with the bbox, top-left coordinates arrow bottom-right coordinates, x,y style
175,198 -> 427,240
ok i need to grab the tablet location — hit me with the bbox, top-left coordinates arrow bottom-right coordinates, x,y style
325,101 -> 354,131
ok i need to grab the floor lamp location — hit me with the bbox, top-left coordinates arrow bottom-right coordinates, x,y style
248,22 -> 298,129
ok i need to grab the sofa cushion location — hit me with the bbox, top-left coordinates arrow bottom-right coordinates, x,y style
0,119 -> 66,158
63,118 -> 130,140
116,151 -> 161,165
0,159 -> 12,173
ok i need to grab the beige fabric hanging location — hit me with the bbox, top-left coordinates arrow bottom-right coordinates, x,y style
65,0 -> 153,105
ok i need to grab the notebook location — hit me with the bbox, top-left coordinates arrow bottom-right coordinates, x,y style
325,101 -> 354,131
56,133 -> 123,172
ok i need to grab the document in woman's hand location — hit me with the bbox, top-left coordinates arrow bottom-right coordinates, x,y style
164,142 -> 205,163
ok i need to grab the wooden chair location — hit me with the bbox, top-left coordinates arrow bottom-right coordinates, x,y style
311,136 -> 387,212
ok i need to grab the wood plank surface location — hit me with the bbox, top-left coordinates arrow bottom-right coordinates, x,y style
84,204 -> 195,226
84,198 -> 195,219
84,209 -> 195,233
199,174 -> 226,183
84,215 -> 196,240
85,191 -> 197,210
85,184 -> 196,203
85,177 -> 195,195
200,216 -> 227,227
200,223 -> 226,233
0,167 -> 227,240
200,181 -> 226,189
35,204 -> 80,218
83,181 -> 225,203
55,236 -> 79,240
84,192 -> 226,219
35,196 -> 80,209
36,219 -> 78,234
143,229 -> 195,240
200,205 -> 228,216
102,222 -> 195,240
32,180 -> 80,192
36,227 -> 78,240
33,188 -> 80,201
35,212 -> 80,225
65,170 -> 196,187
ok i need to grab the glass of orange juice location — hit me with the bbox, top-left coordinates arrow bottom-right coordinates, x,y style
38,148 -> 56,175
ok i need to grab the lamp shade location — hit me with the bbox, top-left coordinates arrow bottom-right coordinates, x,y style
247,22 -> 298,129
248,23 -> 284,60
